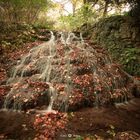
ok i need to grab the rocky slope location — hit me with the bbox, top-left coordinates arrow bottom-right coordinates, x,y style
81,15 -> 140,76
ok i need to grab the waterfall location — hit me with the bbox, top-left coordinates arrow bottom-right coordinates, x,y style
2,31 -> 131,112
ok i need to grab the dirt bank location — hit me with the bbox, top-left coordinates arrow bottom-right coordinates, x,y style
0,99 -> 139,140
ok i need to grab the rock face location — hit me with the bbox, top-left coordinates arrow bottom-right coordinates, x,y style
3,80 -> 50,110
2,32 -> 139,111
81,15 -> 140,76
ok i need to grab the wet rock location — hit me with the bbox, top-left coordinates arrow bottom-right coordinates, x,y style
4,81 -> 50,110
131,85 -> 140,98
2,32 -> 140,112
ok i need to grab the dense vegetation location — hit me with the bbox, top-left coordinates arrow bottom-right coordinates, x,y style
80,15 -> 140,76
0,0 -> 53,24
0,0 -> 140,75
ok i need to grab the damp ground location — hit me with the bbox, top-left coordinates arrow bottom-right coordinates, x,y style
0,98 -> 139,140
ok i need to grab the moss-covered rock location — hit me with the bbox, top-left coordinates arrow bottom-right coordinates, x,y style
0,22 -> 51,54
81,15 -> 140,76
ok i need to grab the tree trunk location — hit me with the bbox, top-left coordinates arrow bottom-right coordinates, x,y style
103,0 -> 109,17
83,0 -> 87,4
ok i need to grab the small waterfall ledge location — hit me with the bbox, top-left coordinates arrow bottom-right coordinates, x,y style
2,31 -> 139,112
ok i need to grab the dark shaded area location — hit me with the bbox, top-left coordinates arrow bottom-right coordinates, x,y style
0,99 -> 140,140
0,110 -> 35,140
58,99 -> 140,139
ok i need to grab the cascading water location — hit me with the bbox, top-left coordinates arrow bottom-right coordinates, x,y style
3,31 -> 57,110
3,30 -> 134,112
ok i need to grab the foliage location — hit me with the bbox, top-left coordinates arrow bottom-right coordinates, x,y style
59,4 -> 99,30
84,0 -> 140,12
0,0 -> 53,25
0,23 -> 52,55
84,0 -> 140,20
120,47 -> 140,76
107,125 -> 116,137
34,16 -> 55,29
57,0 -> 132,30
87,15 -> 140,76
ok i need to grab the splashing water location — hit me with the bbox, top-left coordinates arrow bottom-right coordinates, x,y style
3,31 -> 133,111
47,85 -> 57,111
